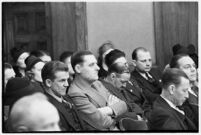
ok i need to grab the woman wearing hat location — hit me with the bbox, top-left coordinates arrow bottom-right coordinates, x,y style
10,47 -> 30,77
25,55 -> 45,93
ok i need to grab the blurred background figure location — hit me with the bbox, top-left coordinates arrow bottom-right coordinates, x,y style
4,63 -> 16,91
4,77 -> 43,131
8,93 -> 61,132
60,51 -> 75,84
25,55 -> 46,93
30,50 -> 52,63
10,46 -> 30,77
187,44 -> 198,68
97,41 -> 115,79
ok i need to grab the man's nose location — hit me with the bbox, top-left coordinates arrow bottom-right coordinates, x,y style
64,80 -> 69,87
185,92 -> 189,99
96,64 -> 100,71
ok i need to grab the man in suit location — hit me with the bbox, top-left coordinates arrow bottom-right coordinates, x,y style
41,61 -> 85,131
68,50 -> 127,130
9,93 -> 61,132
148,68 -> 197,131
105,49 -> 147,110
170,54 -> 198,129
131,47 -> 162,107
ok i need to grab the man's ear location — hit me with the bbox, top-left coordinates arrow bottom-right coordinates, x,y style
45,79 -> 52,88
26,71 -> 34,79
132,60 -> 137,67
75,64 -> 81,74
110,73 -> 116,80
168,84 -> 175,95
16,125 -> 29,132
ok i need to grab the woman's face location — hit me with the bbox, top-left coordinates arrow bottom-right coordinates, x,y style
31,62 -> 45,82
16,52 -> 29,69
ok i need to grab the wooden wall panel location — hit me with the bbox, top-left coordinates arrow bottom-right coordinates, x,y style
154,2 -> 198,70
47,2 -> 87,60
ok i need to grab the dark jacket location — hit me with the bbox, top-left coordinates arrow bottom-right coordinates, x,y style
45,93 -> 85,131
148,96 -> 197,131
131,68 -> 162,104
182,90 -> 198,129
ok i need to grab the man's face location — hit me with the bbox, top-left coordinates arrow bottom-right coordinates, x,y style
31,62 -> 45,82
134,50 -> 152,73
177,56 -> 197,82
50,71 -> 69,96
114,72 -> 130,88
78,55 -> 100,83
16,52 -> 29,69
4,68 -> 16,88
172,77 -> 190,106
64,56 -> 75,76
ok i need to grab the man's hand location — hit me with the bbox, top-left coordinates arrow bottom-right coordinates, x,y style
98,106 -> 113,116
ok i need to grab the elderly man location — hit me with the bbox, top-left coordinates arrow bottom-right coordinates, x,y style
131,47 -> 162,106
68,50 -> 127,130
8,93 -> 61,132
170,54 -> 198,129
41,61 -> 85,131
148,68 -> 196,130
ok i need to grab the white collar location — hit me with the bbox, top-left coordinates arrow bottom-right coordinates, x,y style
188,87 -> 197,97
160,95 -> 185,115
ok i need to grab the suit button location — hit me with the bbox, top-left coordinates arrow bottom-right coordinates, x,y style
130,89 -> 133,92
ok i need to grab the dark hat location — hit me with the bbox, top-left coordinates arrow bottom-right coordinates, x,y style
4,77 -> 42,108
25,55 -> 42,71
172,44 -> 188,56
10,47 -> 27,63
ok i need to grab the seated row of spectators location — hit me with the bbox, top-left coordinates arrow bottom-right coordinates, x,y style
3,42 -> 198,132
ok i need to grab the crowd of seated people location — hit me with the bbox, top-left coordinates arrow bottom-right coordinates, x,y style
3,43 -> 198,132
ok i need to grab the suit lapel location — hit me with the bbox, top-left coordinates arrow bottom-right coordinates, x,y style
156,97 -> 188,130
46,94 -> 78,130
74,80 -> 107,108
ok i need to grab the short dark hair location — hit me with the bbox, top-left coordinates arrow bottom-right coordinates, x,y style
132,47 -> 148,60
41,61 -> 68,84
162,68 -> 189,89
169,54 -> 190,68
71,50 -> 93,71
108,62 -> 129,75
105,49 -> 125,68
30,50 -> 51,58
4,63 -> 13,70
59,51 -> 74,62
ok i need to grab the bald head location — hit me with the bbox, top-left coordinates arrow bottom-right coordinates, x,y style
10,93 -> 61,132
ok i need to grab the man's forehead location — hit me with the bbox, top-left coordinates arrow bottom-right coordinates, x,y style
137,50 -> 151,59
54,71 -> 69,78
178,56 -> 194,66
83,54 -> 97,63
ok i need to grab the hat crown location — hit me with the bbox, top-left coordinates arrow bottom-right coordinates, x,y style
25,55 -> 42,71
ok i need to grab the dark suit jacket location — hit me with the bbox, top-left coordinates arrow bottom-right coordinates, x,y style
124,77 -> 146,109
148,96 -> 197,131
182,91 -> 198,129
131,68 -> 162,104
45,93 -> 85,131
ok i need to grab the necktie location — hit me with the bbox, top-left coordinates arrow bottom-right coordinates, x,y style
145,72 -> 155,83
